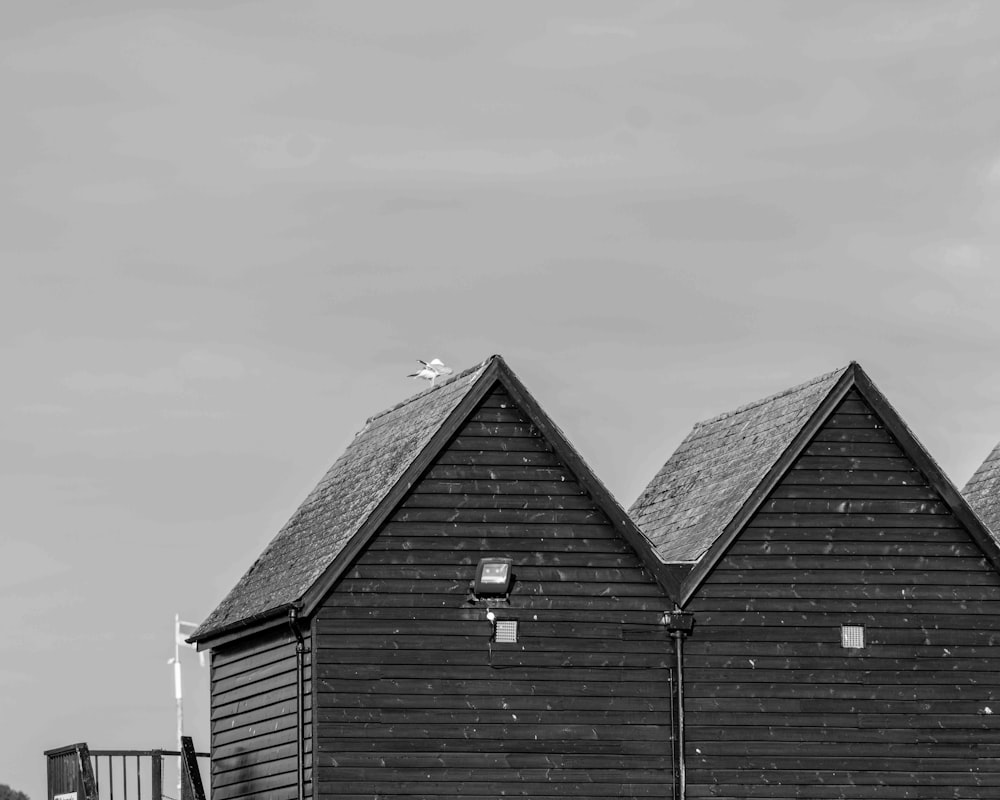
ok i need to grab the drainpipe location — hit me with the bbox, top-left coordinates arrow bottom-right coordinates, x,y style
671,630 -> 687,800
288,607 -> 306,800
663,610 -> 694,800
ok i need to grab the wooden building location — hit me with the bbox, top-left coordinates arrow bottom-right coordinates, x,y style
189,356 -> 683,800
631,362 -> 1000,798
191,357 -> 1000,800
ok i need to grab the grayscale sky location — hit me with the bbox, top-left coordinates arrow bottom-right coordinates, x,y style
3,2 -> 1000,797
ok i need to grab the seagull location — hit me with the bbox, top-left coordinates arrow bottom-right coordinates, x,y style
408,358 -> 454,386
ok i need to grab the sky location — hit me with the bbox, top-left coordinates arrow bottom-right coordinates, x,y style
3,2 -> 1000,798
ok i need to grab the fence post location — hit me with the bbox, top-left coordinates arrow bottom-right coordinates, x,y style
150,751 -> 163,800
77,745 -> 98,800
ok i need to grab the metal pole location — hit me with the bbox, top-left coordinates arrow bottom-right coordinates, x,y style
174,614 -> 183,800
169,615 -> 204,800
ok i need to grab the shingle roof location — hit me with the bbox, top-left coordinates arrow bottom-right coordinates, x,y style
191,357 -> 494,642
964,441 -> 1000,537
629,366 -> 848,562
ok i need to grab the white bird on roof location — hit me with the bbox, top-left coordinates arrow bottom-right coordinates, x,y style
408,358 -> 454,386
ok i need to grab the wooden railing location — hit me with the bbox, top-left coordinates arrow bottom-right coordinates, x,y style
45,739 -> 208,800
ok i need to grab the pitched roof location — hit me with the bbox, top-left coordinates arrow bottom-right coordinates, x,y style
632,362 -> 1000,605
191,358 -> 493,642
629,366 -> 849,562
964,441 -> 1000,536
192,354 -> 672,644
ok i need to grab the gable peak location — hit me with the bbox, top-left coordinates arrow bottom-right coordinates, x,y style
365,355 -> 504,427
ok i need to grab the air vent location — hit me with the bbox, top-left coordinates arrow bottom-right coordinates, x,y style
841,624 -> 865,649
495,620 -> 518,643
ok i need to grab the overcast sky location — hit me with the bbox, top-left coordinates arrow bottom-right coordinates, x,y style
3,2 -> 1000,797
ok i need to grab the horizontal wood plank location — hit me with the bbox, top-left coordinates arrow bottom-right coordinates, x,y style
389,508 -> 609,524
426,465 -> 574,480
447,436 -> 552,452
727,540 -> 980,557
413,479 -> 583,495
768,483 -> 938,500
312,752 -> 670,769
399,493 -> 596,510
760,498 -> 948,515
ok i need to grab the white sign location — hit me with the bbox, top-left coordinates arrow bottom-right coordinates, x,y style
54,793 -> 77,800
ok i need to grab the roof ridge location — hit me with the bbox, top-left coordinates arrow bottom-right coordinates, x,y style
364,356 -> 496,426
691,364 -> 849,430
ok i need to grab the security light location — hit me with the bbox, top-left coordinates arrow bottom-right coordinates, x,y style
474,557 -> 513,596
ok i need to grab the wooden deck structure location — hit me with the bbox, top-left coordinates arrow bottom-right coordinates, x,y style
45,739 -> 208,800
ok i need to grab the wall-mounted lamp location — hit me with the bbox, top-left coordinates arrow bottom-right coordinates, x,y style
473,557 -> 514,597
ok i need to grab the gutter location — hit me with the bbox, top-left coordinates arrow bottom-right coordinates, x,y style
189,604 -> 294,651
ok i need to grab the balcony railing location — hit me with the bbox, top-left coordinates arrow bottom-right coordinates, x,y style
45,738 -> 207,800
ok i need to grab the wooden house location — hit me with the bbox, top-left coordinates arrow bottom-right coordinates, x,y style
189,356 -> 683,800
191,357 -> 1000,800
630,361 -> 1000,798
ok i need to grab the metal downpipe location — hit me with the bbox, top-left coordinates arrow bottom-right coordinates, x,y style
672,630 -> 687,800
289,608 -> 306,800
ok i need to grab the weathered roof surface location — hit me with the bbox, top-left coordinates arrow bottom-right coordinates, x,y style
964,441 -> 1000,537
630,366 -> 848,562
191,358 -> 493,641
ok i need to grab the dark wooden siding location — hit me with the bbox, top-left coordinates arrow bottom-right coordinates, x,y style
211,625 -> 313,800
315,386 -> 675,798
685,389 -> 1000,798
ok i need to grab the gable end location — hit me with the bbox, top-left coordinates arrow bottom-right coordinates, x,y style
300,360 -> 677,616
679,365 -> 1000,605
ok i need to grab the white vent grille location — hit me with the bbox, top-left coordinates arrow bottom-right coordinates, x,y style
841,624 -> 865,649
495,620 -> 518,643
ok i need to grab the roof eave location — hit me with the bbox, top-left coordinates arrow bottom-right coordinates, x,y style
188,604 -> 294,651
